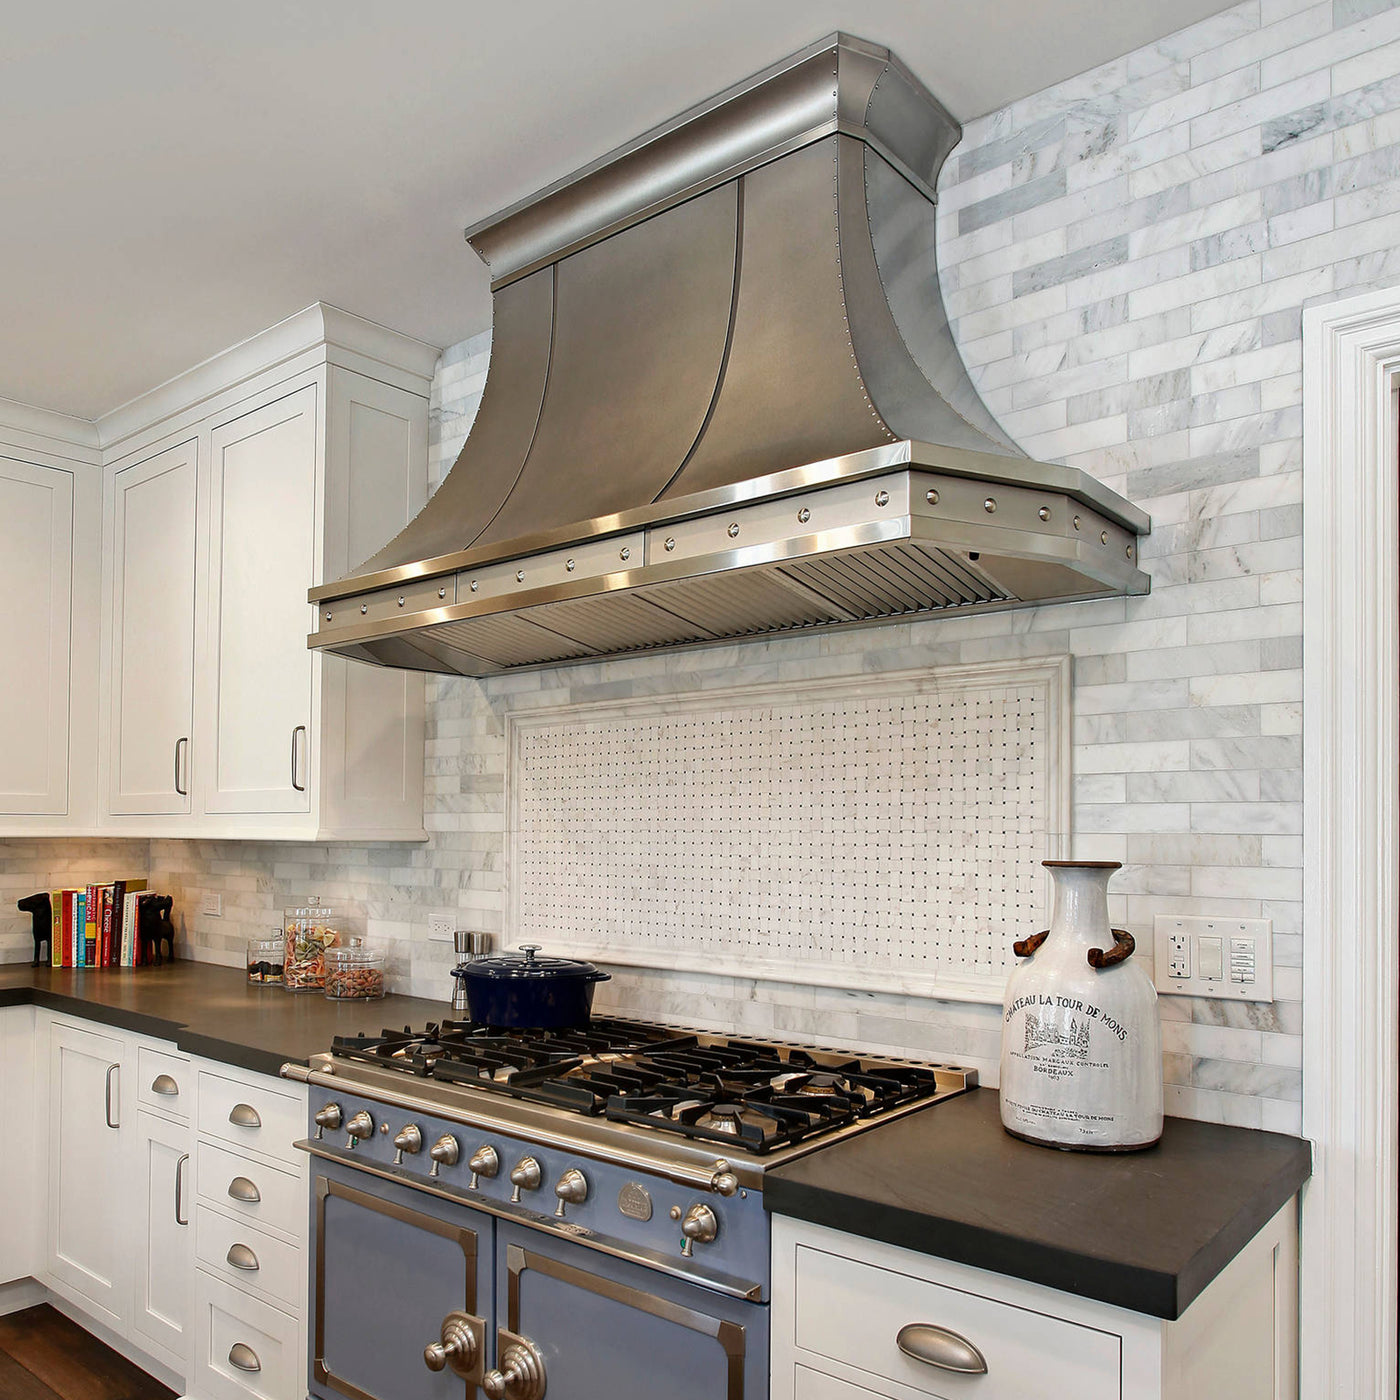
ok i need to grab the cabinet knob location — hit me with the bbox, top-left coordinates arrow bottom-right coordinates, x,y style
482,1335 -> 546,1400
895,1323 -> 987,1375
422,1311 -> 482,1380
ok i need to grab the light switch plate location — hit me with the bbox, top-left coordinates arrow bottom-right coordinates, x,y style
428,915 -> 455,944
1152,915 -> 1273,1002
200,892 -> 222,917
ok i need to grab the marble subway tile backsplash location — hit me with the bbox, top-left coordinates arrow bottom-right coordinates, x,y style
11,0 -> 1395,1136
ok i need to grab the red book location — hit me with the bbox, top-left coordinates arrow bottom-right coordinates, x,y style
61,890 -> 74,967
100,886 -> 114,967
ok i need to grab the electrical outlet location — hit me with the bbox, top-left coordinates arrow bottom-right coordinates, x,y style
428,915 -> 455,944
200,892 -> 222,918
1153,915 -> 1272,1002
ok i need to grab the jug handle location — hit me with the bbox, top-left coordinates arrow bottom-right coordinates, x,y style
1012,930 -> 1048,957
1087,929 -> 1135,969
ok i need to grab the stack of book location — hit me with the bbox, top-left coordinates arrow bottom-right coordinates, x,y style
48,881 -> 155,968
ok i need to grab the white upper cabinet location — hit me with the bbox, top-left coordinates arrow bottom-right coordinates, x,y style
0,304 -> 435,840
0,456 -> 73,815
105,438 -> 199,815
204,387 -> 317,816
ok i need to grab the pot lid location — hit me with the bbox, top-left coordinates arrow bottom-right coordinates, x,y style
463,945 -> 607,981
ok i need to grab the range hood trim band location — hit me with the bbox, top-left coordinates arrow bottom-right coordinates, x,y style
309,441 -> 1149,605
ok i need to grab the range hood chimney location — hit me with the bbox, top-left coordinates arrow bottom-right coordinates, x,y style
310,34 -> 1149,676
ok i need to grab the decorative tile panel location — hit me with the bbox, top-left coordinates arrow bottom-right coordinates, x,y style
506,659 -> 1070,1002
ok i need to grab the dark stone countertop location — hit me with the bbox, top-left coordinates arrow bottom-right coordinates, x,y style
0,960 -> 453,1077
764,1085 -> 1311,1320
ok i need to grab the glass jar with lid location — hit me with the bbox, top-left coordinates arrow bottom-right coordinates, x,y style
247,931 -> 285,985
323,939 -> 385,1001
283,903 -> 338,993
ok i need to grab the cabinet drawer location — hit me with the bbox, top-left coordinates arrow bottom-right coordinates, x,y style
193,1268 -> 300,1400
137,1045 -> 190,1120
794,1244 -> 1121,1400
197,1207 -> 304,1311
196,1139 -> 305,1241
198,1069 -> 303,1162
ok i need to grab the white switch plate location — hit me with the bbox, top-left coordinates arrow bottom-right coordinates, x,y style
428,915 -> 455,944
200,892 -> 222,917
1152,915 -> 1273,1002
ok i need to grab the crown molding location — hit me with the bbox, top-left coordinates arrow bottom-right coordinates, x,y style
0,395 -> 102,465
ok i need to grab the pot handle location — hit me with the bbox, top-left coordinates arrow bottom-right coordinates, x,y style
588,971 -> 612,983
1088,929 -> 1135,969
1012,930 -> 1048,957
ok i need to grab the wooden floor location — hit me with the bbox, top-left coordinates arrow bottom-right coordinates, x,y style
0,1306 -> 175,1400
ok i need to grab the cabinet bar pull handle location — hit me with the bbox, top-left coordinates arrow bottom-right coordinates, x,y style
228,1343 -> 261,1373
104,1064 -> 119,1129
174,736 -> 189,796
151,1073 -> 179,1096
228,1102 -> 261,1128
174,1152 -> 189,1226
291,724 -> 307,791
895,1323 -> 988,1375
226,1242 -> 259,1272
228,1176 -> 261,1203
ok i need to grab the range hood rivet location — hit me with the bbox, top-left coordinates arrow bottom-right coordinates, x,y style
470,580 -> 479,592
361,604 -> 368,615
1038,506 -> 1051,522
727,522 -> 740,538
797,508 -> 810,524
875,490 -> 890,507
983,497 -> 997,514
1073,515 -> 1082,530
324,611 -> 332,622
566,558 -> 576,571
1100,530 -> 1109,545
439,587 -> 447,599
1126,545 -> 1134,559
926,489 -> 940,506
663,537 -> 676,552
619,547 -> 631,561
398,596 -> 406,607
516,570 -> 525,583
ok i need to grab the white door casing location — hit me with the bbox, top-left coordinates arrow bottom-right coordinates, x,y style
1301,283 -> 1400,1400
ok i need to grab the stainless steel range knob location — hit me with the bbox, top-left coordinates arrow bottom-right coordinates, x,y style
428,1134 -> 460,1177
422,1311 -> 482,1379
468,1144 -> 499,1190
553,1167 -> 588,1217
345,1110 -> 374,1147
393,1124 -> 423,1165
680,1202 -> 719,1257
508,1156 -> 542,1203
313,1103 -> 341,1140
482,1334 -> 546,1400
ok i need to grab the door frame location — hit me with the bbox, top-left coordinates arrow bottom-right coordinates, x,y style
1301,283 -> 1400,1398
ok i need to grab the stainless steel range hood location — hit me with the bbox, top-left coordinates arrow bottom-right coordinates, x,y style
309,33 -> 1149,677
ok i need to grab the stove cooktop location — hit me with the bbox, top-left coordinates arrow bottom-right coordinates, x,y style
329,1018 -> 967,1156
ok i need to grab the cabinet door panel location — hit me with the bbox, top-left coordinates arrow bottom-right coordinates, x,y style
108,440 -> 198,814
47,1021 -> 128,1328
133,1108 -> 191,1369
0,457 -> 72,814
206,386 -> 316,813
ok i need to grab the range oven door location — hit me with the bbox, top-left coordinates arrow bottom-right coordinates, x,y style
494,1220 -> 766,1400
311,1157 -> 494,1400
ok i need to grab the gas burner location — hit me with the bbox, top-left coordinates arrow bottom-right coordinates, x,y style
695,1103 -> 748,1135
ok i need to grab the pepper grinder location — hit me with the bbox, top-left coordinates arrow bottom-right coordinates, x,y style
451,930 -> 491,1015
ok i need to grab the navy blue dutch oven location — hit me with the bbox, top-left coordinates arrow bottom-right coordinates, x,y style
453,944 -> 610,1028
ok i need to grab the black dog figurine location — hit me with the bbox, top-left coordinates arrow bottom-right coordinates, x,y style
137,895 -> 176,966
17,892 -> 51,967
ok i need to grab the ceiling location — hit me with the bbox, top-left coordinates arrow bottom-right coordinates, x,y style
2,0 -> 1239,422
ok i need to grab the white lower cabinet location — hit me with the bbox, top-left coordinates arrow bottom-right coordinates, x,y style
0,1007 -> 41,1286
46,1018 -> 130,1330
131,1107 -> 192,1371
771,1208 -> 1298,1400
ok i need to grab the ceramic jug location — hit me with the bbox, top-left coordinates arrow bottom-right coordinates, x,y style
999,860 -> 1162,1151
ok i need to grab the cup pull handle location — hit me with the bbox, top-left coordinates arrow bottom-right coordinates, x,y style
228,1175 -> 261,1203
1012,929 -> 1048,958
228,1102 -> 261,1128
896,1323 -> 988,1375
226,1242 -> 259,1272
151,1073 -> 179,1096
228,1343 -> 261,1373
1088,928 -> 1136,969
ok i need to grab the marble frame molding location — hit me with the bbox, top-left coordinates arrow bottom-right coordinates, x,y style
1301,282 -> 1400,1399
